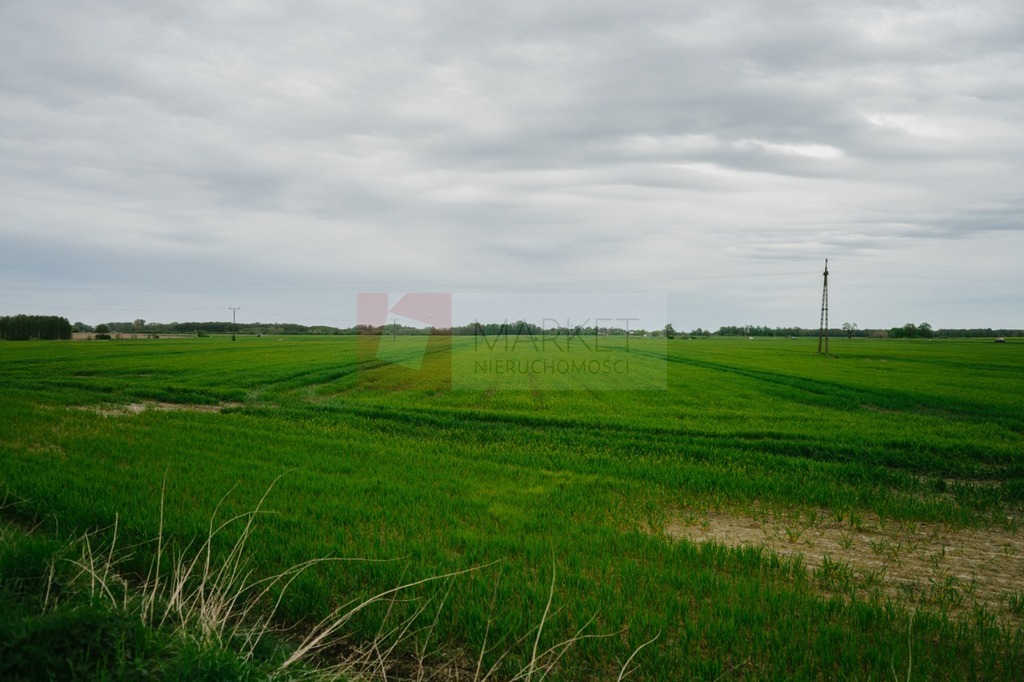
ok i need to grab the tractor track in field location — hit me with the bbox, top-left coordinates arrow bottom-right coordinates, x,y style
263,399 -> 1019,482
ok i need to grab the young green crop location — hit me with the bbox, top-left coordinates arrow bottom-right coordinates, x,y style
1,336 -> 1022,678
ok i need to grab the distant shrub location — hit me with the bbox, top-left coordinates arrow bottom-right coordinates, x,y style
94,334 -> 112,340
197,330 -> 209,338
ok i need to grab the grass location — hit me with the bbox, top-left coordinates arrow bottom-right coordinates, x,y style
0,488 -> 648,681
0,515 -> 275,680
1,334 -> 1023,678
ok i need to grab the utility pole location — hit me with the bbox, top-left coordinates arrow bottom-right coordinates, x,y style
817,260 -> 829,354
392,316 -> 397,342
229,307 -> 240,342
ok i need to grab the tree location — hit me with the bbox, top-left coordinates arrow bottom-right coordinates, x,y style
664,323 -> 676,339
893,323 -> 919,339
918,322 -> 933,338
842,322 -> 858,339
0,315 -> 72,340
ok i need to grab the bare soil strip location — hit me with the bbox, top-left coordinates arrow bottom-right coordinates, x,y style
662,508 -> 1024,623
73,402 -> 241,416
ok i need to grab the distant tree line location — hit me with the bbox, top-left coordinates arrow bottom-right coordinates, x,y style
712,323 -> 1021,338
932,328 -> 1022,338
324,322 -> 1024,339
11,314 -> 1019,340
0,315 -> 72,341
714,325 -> 810,337
96,320 -> 351,335
458,321 -> 635,337
359,320 -> 646,337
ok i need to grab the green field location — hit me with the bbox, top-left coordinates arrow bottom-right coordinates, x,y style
2,335 -> 1023,679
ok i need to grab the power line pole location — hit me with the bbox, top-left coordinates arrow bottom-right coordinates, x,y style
229,307 -> 240,342
817,259 -> 829,354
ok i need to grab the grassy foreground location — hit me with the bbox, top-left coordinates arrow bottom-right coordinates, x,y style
1,335 -> 1022,679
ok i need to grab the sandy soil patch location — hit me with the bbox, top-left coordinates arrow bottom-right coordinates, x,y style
71,333 -> 195,340
73,402 -> 241,416
662,508 -> 1024,622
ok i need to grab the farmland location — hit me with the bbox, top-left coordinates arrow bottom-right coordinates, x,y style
1,335 -> 1023,679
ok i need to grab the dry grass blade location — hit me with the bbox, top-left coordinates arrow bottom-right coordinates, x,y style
527,556 -> 557,682
617,631 -> 660,681
279,562 -> 496,670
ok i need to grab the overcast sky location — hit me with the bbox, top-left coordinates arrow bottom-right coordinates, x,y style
2,0 -> 1022,330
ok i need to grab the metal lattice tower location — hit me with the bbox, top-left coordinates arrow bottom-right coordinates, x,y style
229,306 -> 240,341
817,259 -> 829,354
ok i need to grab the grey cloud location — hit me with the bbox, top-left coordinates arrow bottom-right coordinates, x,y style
1,0 -> 1022,328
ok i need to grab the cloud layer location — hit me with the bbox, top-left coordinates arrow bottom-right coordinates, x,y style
2,0 -> 1022,328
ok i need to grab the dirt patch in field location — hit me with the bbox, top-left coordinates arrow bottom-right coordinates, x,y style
71,333 -> 195,340
661,508 -> 1024,623
74,402 -> 241,416
859,403 -> 897,413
